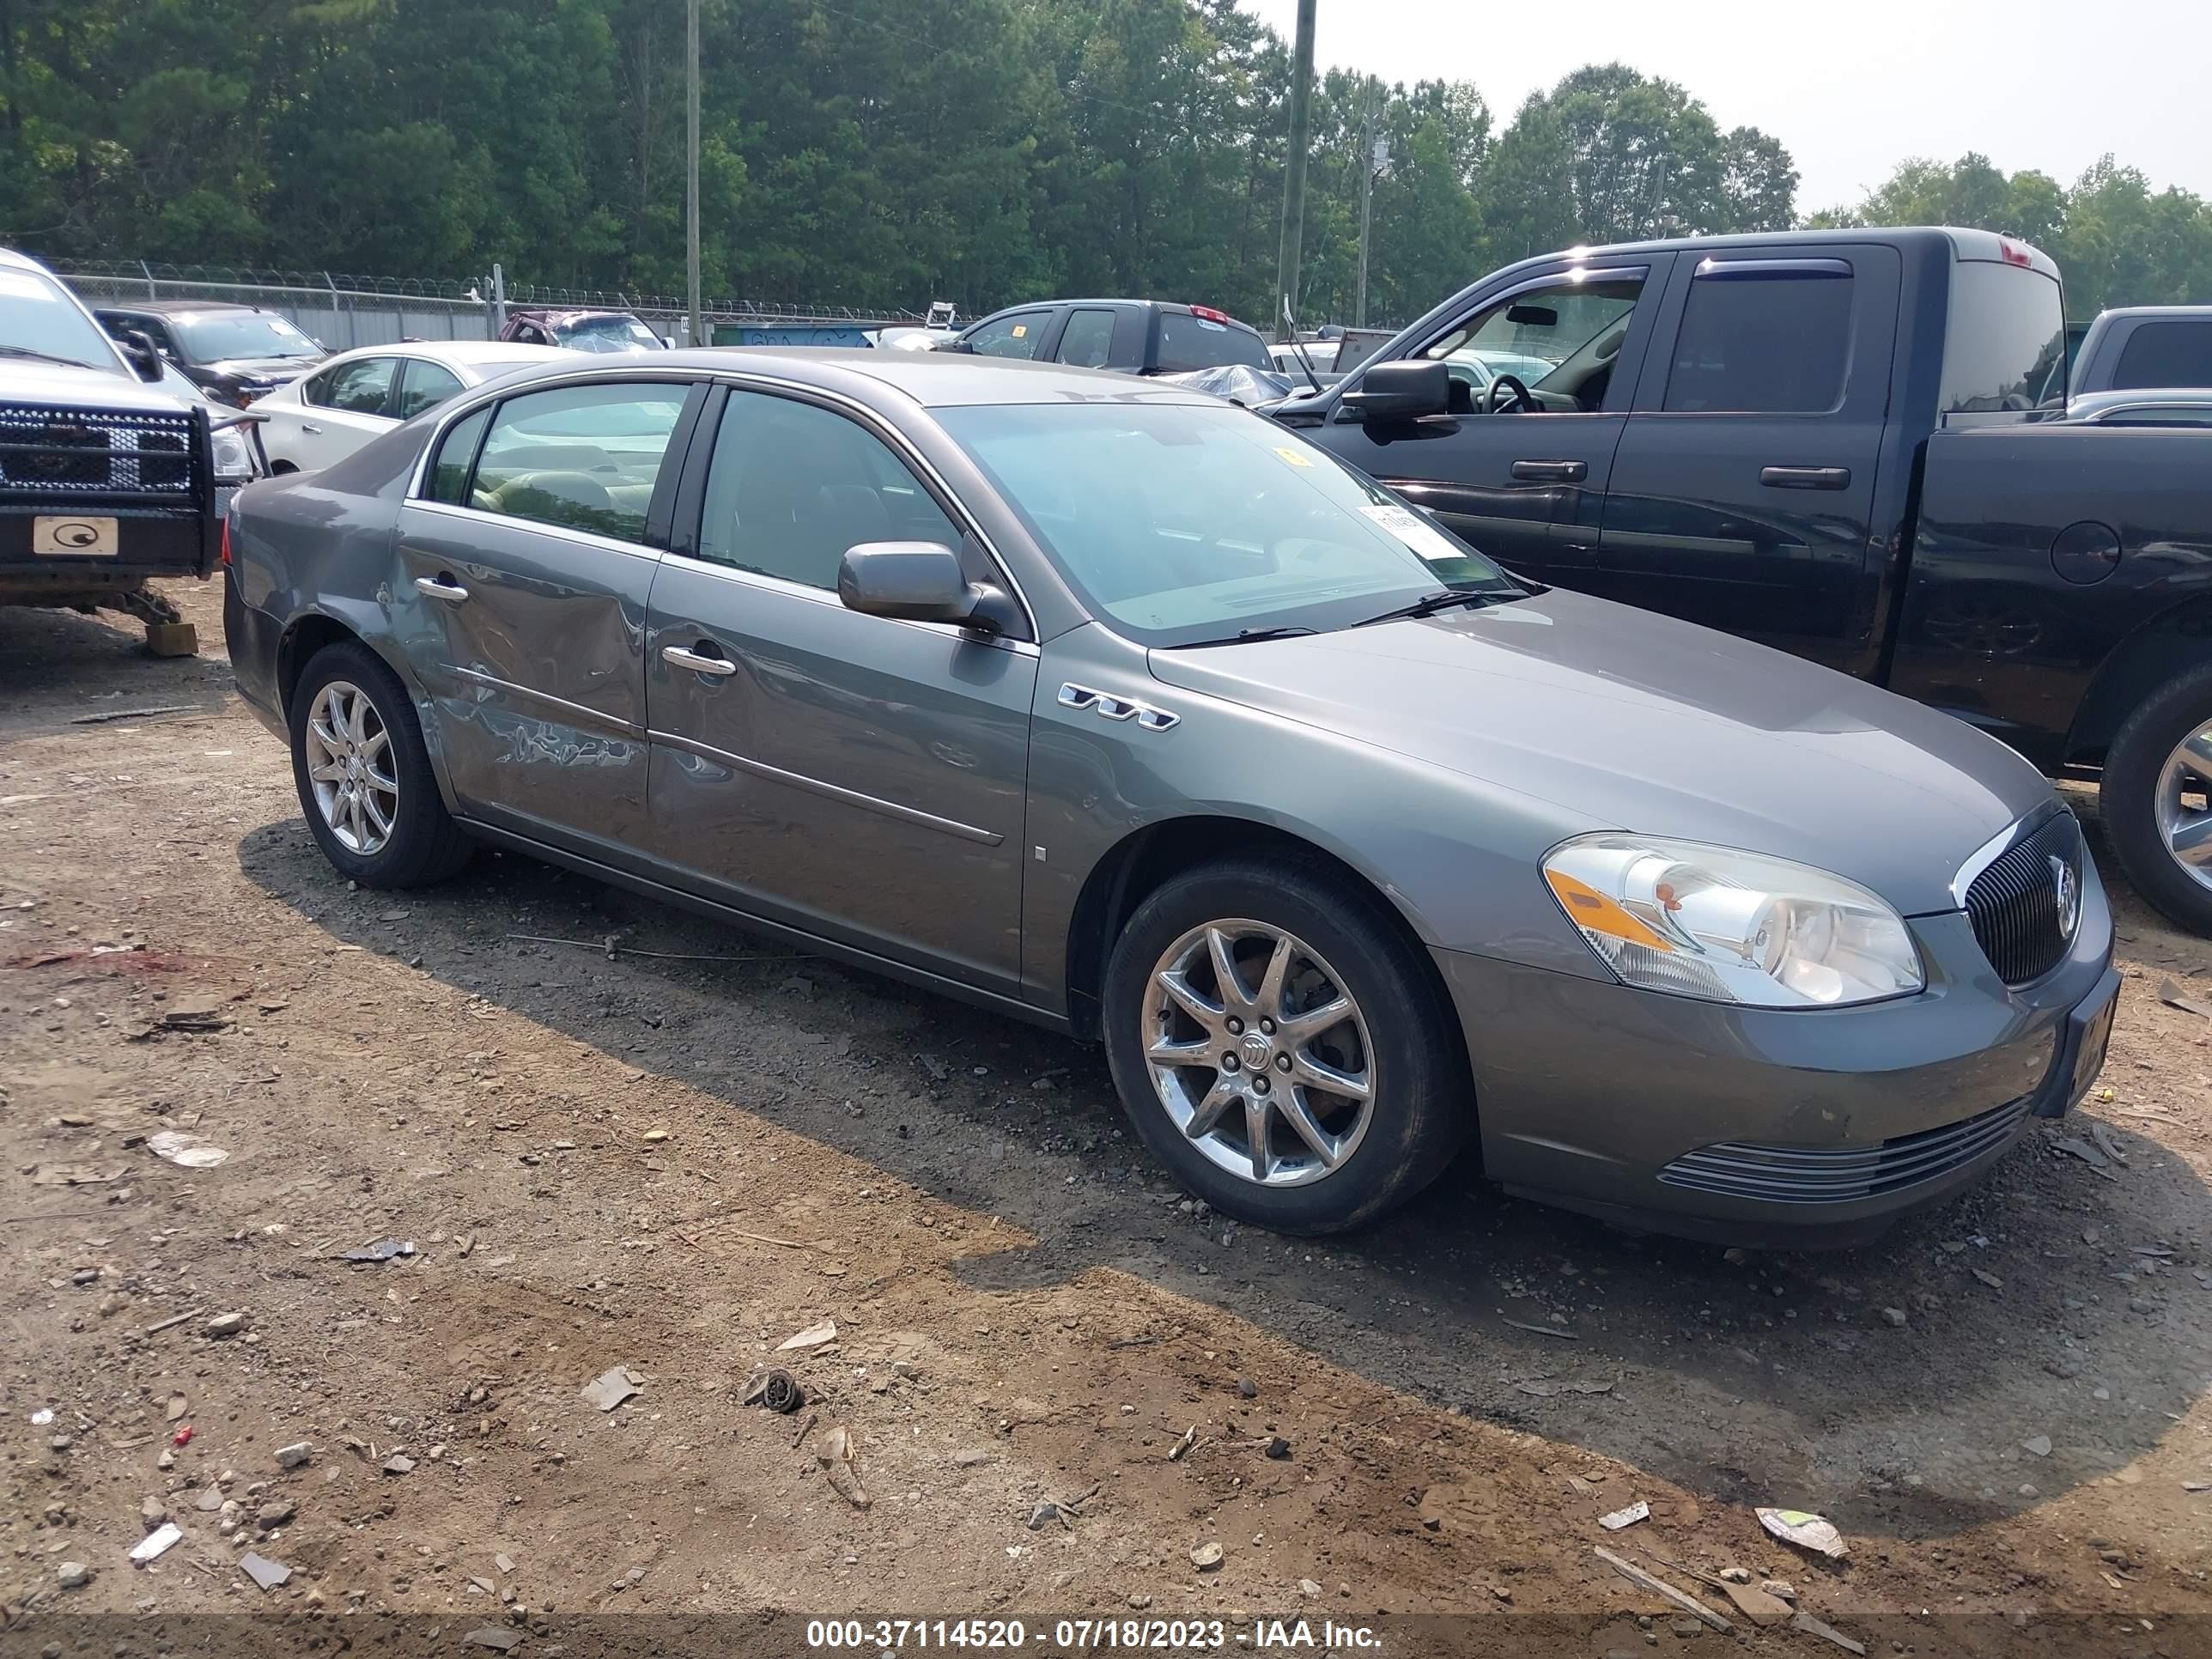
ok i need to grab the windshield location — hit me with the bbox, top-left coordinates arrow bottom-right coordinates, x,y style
555,314 -> 665,352
0,268 -> 130,375
939,402 -> 1520,647
175,312 -> 319,362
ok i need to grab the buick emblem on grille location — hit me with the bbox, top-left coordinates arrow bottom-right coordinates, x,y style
2050,853 -> 2081,939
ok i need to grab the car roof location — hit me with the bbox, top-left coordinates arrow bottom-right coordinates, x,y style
972,298 -> 1264,332
325,340 -> 568,366
93,299 -> 264,317
482,348 -> 1221,409
2092,306 -> 2212,321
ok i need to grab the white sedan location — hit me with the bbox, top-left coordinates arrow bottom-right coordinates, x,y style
253,340 -> 566,473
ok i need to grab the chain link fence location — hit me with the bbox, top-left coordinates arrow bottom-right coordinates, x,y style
46,259 -> 939,349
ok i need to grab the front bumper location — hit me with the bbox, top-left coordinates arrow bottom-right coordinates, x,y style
1436,865 -> 2117,1247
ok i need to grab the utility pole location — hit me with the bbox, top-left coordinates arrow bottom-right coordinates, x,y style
685,0 -> 702,349
1273,0 -> 1316,340
1355,88 -> 1382,328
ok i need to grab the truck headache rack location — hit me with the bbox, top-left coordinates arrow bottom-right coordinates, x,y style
0,402 -> 204,507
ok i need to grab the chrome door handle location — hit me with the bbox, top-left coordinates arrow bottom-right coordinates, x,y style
662,643 -> 737,678
300,422 -> 323,434
414,574 -> 469,603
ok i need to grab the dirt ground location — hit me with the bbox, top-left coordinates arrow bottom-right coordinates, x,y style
5,577 -> 2212,1656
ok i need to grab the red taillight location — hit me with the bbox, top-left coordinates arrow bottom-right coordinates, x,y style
220,514 -> 232,568
1999,238 -> 2032,268
1188,304 -> 1231,325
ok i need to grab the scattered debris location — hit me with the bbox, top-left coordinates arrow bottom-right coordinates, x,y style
2090,1121 -> 2128,1166
952,1448 -> 995,1468
381,1455 -> 414,1476
163,1395 -> 188,1422
144,1306 -> 204,1335
814,1424 -> 870,1509
2157,977 -> 2212,1019
1190,1541 -> 1224,1571
2052,1136 -> 2118,1180
1298,1578 -> 1322,1597
1881,1307 -> 1907,1328
147,1129 -> 228,1168
581,1366 -> 642,1412
29,1407 -> 52,1425
240,1552 -> 291,1591
1237,1376 -> 1259,1399
1503,1316 -> 1577,1340
1757,1507 -> 1849,1559
741,1366 -> 804,1413
29,1162 -> 127,1187
56,1560 -> 90,1589
257,1498 -> 295,1528
341,1237 -> 415,1263
1028,1501 -> 1069,1532
1790,1610 -> 1867,1654
1761,1580 -> 1797,1602
204,1310 -> 246,1338
129,1522 -> 182,1564
275,1441 -> 312,1468
1265,1436 -> 1292,1461
1718,1567 -> 1753,1585
1719,1580 -> 1793,1627
1592,1547 -> 1732,1633
1168,1425 -> 1197,1462
1970,1267 -> 2004,1291
642,1127 -> 670,1142
495,1552 -> 515,1573
1598,1500 -> 1650,1531
172,1425 -> 193,1447
2023,1435 -> 2051,1458
777,1321 -> 838,1352
70,704 -> 195,724
462,1626 -> 522,1652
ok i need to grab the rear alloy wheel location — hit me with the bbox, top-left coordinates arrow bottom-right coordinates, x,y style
2105,664 -> 2212,935
1103,860 -> 1469,1233
289,641 -> 472,889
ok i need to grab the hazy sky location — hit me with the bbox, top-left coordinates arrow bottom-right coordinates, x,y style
1237,0 -> 2212,212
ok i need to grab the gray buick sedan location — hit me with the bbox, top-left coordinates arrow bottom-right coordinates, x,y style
223,351 -> 2119,1241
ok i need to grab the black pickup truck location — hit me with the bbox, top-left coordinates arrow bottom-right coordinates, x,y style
2069,305 -> 2212,396
1276,227 -> 2212,933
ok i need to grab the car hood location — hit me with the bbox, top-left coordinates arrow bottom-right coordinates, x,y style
0,358 -> 188,414
1145,586 -> 2057,915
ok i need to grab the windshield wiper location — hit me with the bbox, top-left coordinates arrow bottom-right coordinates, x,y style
0,344 -> 106,371
1165,625 -> 1319,649
1352,589 -> 1498,628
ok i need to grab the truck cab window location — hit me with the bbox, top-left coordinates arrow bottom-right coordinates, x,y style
1419,273 -> 1644,413
1664,264 -> 1854,414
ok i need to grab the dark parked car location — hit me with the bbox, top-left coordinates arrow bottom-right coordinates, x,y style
948,299 -> 1271,376
224,350 -> 2113,1243
4,249 -> 263,653
94,299 -> 325,407
498,307 -> 667,352
2069,305 -> 2212,395
1279,227 -> 2212,934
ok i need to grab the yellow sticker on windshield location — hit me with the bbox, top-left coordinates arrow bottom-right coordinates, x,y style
1273,446 -> 1314,467
1011,324 -> 1027,338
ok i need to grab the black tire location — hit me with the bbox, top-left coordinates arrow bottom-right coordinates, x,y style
2103,662 -> 2212,935
288,640 -> 472,889
1102,857 -> 1471,1235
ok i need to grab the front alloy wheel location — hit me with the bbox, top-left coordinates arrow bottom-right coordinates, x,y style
1102,858 -> 1469,1234
1142,920 -> 1375,1187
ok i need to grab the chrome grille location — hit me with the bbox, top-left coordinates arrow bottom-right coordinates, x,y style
0,403 -> 198,495
1963,812 -> 2082,986
1657,1096 -> 2033,1205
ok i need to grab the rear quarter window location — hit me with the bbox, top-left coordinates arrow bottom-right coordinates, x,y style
1155,313 -> 1271,373
1939,262 -> 2065,420
2112,320 -> 2212,391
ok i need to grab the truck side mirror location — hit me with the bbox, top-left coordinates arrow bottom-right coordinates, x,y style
115,329 -> 166,385
1342,360 -> 1449,422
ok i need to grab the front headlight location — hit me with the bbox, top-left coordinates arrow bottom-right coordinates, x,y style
209,422 -> 260,483
1541,834 -> 1923,1008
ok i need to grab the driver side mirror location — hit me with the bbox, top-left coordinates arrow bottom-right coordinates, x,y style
837,541 -> 1017,636
115,328 -> 166,385
1342,359 -> 1449,422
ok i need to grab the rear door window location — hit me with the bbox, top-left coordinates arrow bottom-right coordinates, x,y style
321,356 -> 400,416
471,382 -> 689,543
428,406 -> 491,505
1662,262 -> 1854,413
395,361 -> 465,420
1055,308 -> 1118,368
2112,320 -> 2212,391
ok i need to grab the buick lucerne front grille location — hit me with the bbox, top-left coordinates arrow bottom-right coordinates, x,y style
1657,1096 -> 2033,1206
0,404 -> 199,498
1963,811 -> 2084,987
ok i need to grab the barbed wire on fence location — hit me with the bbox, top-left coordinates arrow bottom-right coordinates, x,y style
41,257 -> 939,325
